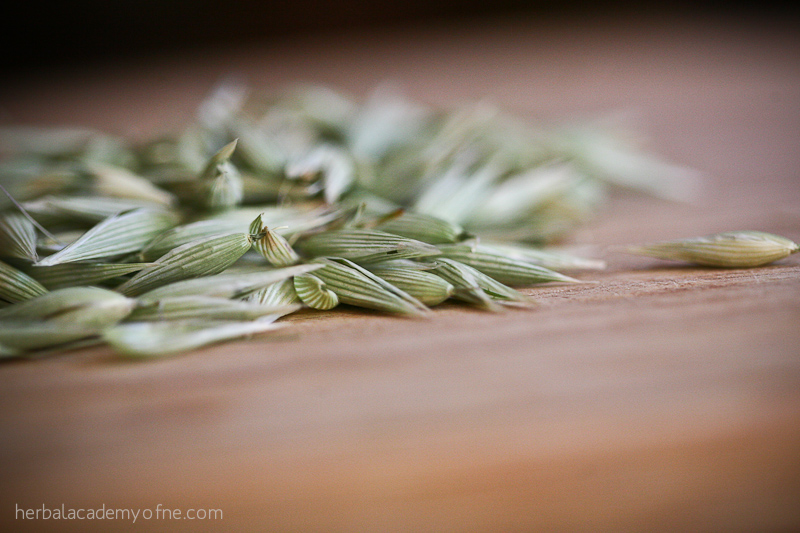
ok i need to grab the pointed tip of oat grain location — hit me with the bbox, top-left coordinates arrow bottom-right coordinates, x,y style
224,138 -> 239,153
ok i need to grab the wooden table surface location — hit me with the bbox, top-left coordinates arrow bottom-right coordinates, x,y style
2,12 -> 799,532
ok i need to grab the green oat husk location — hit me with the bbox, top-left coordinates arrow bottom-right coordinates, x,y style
88,162 -> 176,206
425,258 -> 502,311
199,139 -> 244,210
0,287 -> 135,351
116,232 -> 253,296
464,162 -> 582,228
138,218 -> 247,261
293,273 -> 339,310
285,144 -> 356,204
563,124 -> 703,202
296,228 -> 441,263
0,212 -> 38,261
103,319 -> 285,357
375,211 -> 471,244
22,195 -> 169,224
0,163 -> 69,213
35,230 -> 83,254
0,341 -> 20,358
621,230 -> 800,267
285,202 -> 367,239
249,214 -> 301,266
243,278 -> 301,306
428,258 -> 534,310
128,296 -> 300,321
367,264 -> 455,306
412,160 -> 504,227
436,243 -> 582,286
26,262 -> 155,290
17,336 -> 108,359
0,322 -> 103,352
0,286 -> 135,325
35,208 -> 179,266
310,257 -> 429,316
208,204 -> 354,238
0,259 -> 49,303
230,120 -> 287,176
136,263 -> 322,302
478,241 -> 607,271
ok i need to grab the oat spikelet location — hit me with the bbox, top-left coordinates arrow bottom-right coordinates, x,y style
623,231 -> 800,267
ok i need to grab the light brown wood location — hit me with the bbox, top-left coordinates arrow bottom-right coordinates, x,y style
2,13 -> 799,532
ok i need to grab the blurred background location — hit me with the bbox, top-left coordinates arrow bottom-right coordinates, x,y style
5,1 -> 789,76
3,0 -> 797,217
